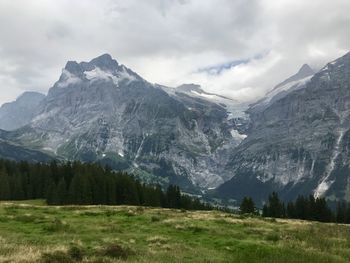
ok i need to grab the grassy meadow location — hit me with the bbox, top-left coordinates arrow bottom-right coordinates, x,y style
0,200 -> 349,262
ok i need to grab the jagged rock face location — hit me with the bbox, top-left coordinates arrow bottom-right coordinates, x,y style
14,54 -> 246,191
0,92 -> 45,130
217,52 -> 350,203
249,64 -> 315,114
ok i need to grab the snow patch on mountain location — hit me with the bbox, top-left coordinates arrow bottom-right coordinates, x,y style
57,69 -> 82,88
230,129 -> 247,142
84,65 -> 137,86
84,67 -> 119,84
264,75 -> 312,104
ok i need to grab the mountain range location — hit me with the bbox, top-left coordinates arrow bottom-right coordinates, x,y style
1,51 -> 350,204
216,52 -> 350,204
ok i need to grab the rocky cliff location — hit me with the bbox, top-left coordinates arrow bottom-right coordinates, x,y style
216,52 -> 350,203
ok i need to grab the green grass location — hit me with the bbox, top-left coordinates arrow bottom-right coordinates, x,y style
0,202 -> 349,262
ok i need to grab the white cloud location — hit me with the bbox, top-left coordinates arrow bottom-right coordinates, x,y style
0,0 -> 349,105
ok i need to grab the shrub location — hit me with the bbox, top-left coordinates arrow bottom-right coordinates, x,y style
43,218 -> 70,233
68,245 -> 84,261
104,210 -> 118,217
14,214 -> 41,223
151,215 -> 161,222
101,244 -> 133,259
39,251 -> 74,263
265,233 -> 280,242
188,226 -> 205,233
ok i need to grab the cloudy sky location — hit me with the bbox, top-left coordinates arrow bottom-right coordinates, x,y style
0,0 -> 349,105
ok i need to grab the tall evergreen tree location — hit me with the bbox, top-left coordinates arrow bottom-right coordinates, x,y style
336,201 -> 347,223
56,178 -> 68,205
295,195 -> 308,220
46,179 -> 58,205
166,185 -> 181,208
239,197 -> 255,214
286,202 -> 296,219
314,198 -> 332,222
0,168 -> 11,200
69,173 -> 93,205
264,192 -> 285,218
11,174 -> 25,200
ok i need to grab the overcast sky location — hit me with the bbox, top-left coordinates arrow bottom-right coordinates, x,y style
0,0 -> 349,105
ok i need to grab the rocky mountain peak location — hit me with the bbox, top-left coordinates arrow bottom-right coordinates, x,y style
64,54 -> 118,74
0,91 -> 45,131
53,54 -> 142,91
273,64 -> 315,91
297,64 -> 314,78
82,53 -> 119,71
64,61 -> 82,75
249,63 -> 315,113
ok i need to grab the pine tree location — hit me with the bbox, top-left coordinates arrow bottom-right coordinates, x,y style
0,167 -> 11,200
11,174 -> 25,200
295,195 -> 308,220
46,179 -> 58,205
336,201 -> 347,223
314,198 -> 332,222
262,204 -> 269,217
239,197 -> 255,214
69,174 -> 93,205
286,202 -> 296,218
345,204 -> 350,224
56,178 -> 68,205
308,195 -> 316,221
166,185 -> 181,208
106,176 -> 116,205
265,192 -> 285,218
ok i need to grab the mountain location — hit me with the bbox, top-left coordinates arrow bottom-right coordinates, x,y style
249,64 -> 315,113
0,139 -> 53,162
0,129 -> 53,162
4,52 -> 350,204
0,92 -> 45,131
10,54 -> 247,192
215,52 -> 350,203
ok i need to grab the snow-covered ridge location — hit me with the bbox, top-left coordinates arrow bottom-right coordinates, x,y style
84,65 -> 136,86
263,75 -> 312,104
230,129 -> 247,142
249,64 -> 315,112
55,54 -> 140,89
84,67 -> 119,84
57,69 -> 82,88
160,84 -> 249,120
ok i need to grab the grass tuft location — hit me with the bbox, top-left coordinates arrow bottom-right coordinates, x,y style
43,218 -> 71,233
68,245 -> 85,261
101,243 -> 133,259
39,251 -> 74,263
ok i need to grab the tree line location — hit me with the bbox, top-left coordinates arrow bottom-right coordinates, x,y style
240,192 -> 350,224
0,159 -> 211,210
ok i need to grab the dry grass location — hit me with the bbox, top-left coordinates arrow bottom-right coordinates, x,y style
0,201 -> 350,262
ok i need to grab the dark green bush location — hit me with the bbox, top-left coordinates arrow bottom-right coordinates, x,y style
101,244 -> 133,259
39,251 -> 74,263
